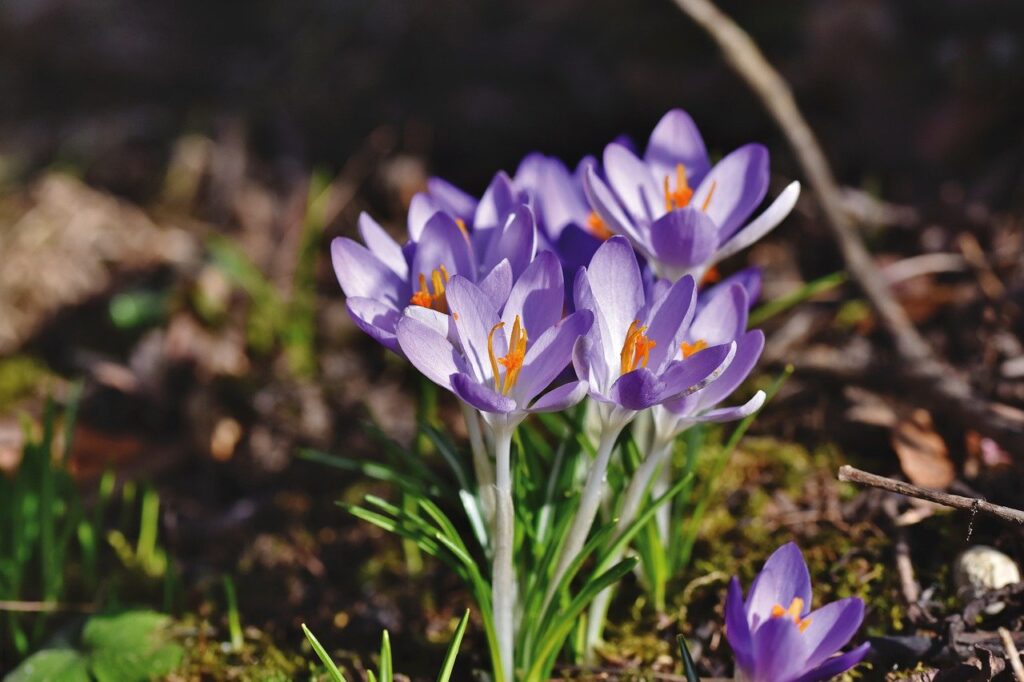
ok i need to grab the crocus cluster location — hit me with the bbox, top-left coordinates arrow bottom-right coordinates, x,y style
332,108 -> 815,680
726,543 -> 870,682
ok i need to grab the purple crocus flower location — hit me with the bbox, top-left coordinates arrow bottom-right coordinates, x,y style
726,543 -> 870,682
395,251 -> 592,428
332,194 -> 537,353
583,109 -> 801,282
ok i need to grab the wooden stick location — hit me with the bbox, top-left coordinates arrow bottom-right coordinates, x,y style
0,600 -> 96,613
999,627 -> 1024,682
667,0 -> 1024,456
838,465 -> 1024,526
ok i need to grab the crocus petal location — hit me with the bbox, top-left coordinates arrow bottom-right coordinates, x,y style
726,576 -> 756,676
446,276 -> 503,385
528,380 -> 589,413
604,142 -> 662,220
554,224 -> 603,272
483,203 -> 537,279
692,329 -> 764,410
572,272 -> 611,391
648,208 -> 720,269
585,236 -> 645,374
451,373 -> 517,414
690,283 -> 748,346
512,310 -> 593,404
502,251 -> 564,336
791,643 -> 870,682
407,193 -> 439,241
800,598 -> 866,670
396,316 -> 465,389
713,181 -> 800,264
478,259 -> 513,310
516,154 -> 589,238
331,237 -> 407,306
746,542 -> 813,629
690,391 -> 766,423
403,304 -> 452,339
474,171 -> 517,235
643,275 -> 696,372
700,267 -> 762,312
583,166 -> 646,249
428,176 -> 479,221
656,342 -> 734,403
412,212 -> 476,283
609,368 -> 664,410
644,109 -> 711,186
750,616 -> 810,682
694,144 -> 770,241
346,297 -> 402,352
358,212 -> 408,279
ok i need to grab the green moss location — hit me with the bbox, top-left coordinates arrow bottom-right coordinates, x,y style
0,356 -> 55,411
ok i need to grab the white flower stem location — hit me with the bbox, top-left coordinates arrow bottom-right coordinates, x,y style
584,438 -> 673,656
543,420 -> 627,610
492,424 -> 516,682
461,401 -> 495,523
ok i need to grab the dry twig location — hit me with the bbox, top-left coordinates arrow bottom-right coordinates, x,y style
999,627 -> 1024,682
667,0 -> 1024,456
838,465 -> 1024,526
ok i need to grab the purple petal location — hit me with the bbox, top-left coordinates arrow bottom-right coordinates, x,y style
609,368 -> 663,410
726,576 -> 756,676
428,176 -> 479,221
403,305 -> 452,339
746,542 -> 813,630
586,236 -> 645,373
503,251 -> 564,337
528,380 -> 589,413
572,271 -> 611,391
603,142 -> 661,220
583,166 -> 646,248
692,329 -> 764,409
412,212 -> 476,284
516,154 -> 589,238
690,283 -> 748,346
649,208 -> 720,270
800,598 -> 865,670
346,297 -> 402,353
513,310 -> 593,404
451,373 -> 517,414
396,315 -> 465,389
554,224 -> 603,272
474,171 -> 517,234
687,391 -> 766,423
407,193 -> 439,241
714,181 -> 800,263
656,343 -> 734,402
644,109 -> 711,186
483,203 -> 537,279
358,212 -> 408,279
331,237 -> 407,306
479,259 -> 514,310
750,616 -> 811,682
643,275 -> 697,372
791,643 -> 870,682
446,276 -> 503,385
694,144 -> 770,241
700,267 -> 762,311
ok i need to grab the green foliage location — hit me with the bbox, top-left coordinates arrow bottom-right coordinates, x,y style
6,610 -> 184,682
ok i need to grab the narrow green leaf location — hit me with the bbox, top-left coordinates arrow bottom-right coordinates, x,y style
436,609 -> 470,682
302,624 -> 346,682
677,635 -> 700,682
749,271 -> 846,326
379,630 -> 393,682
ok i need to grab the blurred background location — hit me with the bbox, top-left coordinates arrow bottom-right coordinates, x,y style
1,0 -> 1023,677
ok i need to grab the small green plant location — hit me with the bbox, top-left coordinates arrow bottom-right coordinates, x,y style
302,608 -> 470,682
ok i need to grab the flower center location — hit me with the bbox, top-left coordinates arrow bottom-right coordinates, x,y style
410,265 -> 450,313
586,211 -> 614,240
662,163 -> 717,213
680,339 -> 708,359
770,597 -> 812,633
620,320 -> 657,375
487,315 -> 528,395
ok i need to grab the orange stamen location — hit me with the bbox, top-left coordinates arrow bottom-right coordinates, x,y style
619,320 -> 657,375
701,180 -> 717,212
586,211 -> 614,240
487,316 -> 528,395
770,597 -> 812,633
663,163 -> 694,212
455,218 -> 470,239
409,265 -> 450,312
700,266 -> 721,285
680,339 -> 708,359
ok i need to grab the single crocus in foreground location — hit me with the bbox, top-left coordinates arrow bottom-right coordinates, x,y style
726,543 -> 870,682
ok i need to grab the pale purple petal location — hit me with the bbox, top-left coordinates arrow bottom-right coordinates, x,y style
643,275 -> 696,372
583,165 -> 645,248
648,208 -> 720,269
396,316 -> 465,390
609,368 -> 663,410
512,310 -> 593,404
690,283 -> 748,345
572,271 -> 611,391
726,577 -> 755,675
603,142 -> 662,221
656,343 -> 734,402
528,380 -> 589,413
478,259 -> 513,310
800,598 -> 865,670
791,643 -> 870,682
474,171 -> 517,234
482,203 -> 537,279
358,212 -> 408,279
689,391 -> 765,423
746,542 -> 813,629
404,305 -> 452,339
502,251 -> 564,336
331,237 -> 407,306
516,154 -> 588,238
407,193 -> 439,241
700,267 -> 762,312
428,176 -> 478,221
694,144 -> 770,241
644,109 -> 711,185
714,181 -> 800,264
451,373 -> 517,414
554,224 -> 602,272
446,276 -> 503,385
412,212 -> 476,283
346,297 -> 402,352
586,236 -> 645,373
692,329 -> 764,409
750,616 -> 810,682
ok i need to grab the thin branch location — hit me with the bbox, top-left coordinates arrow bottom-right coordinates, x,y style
0,600 -> 96,613
999,627 -> 1024,682
668,0 -> 1024,456
837,465 -> 1024,526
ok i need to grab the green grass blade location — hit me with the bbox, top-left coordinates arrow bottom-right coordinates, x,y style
302,623 -> 346,682
749,271 -> 846,326
436,609 -> 470,682
677,635 -> 700,682
379,630 -> 393,682
223,575 -> 243,651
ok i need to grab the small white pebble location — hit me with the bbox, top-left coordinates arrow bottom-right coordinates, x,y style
954,545 -> 1021,614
